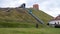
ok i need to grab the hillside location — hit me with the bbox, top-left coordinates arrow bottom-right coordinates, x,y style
0,8 -> 52,28
29,8 -> 52,24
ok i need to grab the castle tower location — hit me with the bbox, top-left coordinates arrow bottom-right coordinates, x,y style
33,4 -> 39,10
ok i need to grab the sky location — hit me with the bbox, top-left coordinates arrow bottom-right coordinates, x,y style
0,0 -> 60,17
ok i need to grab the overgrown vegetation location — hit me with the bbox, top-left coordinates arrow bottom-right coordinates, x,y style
0,8 -> 52,28
29,8 -> 53,24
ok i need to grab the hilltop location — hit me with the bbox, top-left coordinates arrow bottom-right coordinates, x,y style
0,8 -> 52,28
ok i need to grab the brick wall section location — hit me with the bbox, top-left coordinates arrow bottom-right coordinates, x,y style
33,4 -> 39,10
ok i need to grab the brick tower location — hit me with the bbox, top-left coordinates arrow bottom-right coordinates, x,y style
33,4 -> 39,10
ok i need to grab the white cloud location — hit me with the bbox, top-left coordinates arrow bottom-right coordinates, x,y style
0,0 -> 27,7
39,0 -> 60,17
0,0 -> 60,17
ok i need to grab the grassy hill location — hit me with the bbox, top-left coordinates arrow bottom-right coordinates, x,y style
29,8 -> 52,24
0,8 -> 52,28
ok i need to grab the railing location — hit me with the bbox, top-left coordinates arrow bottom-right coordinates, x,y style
26,9 -> 44,24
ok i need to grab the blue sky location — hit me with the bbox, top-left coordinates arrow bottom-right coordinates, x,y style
0,0 -> 60,17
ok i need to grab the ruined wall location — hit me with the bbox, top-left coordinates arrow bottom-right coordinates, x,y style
33,4 -> 39,10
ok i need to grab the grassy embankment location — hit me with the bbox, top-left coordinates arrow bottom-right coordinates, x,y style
0,8 -> 52,28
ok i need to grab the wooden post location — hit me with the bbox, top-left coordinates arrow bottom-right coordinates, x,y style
36,23 -> 38,28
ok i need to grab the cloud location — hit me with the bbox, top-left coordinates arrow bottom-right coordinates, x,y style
0,0 -> 27,7
0,0 -> 60,17
39,0 -> 60,17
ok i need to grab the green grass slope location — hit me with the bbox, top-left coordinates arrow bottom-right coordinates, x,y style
0,8 -> 52,28
0,8 -> 38,28
29,8 -> 52,24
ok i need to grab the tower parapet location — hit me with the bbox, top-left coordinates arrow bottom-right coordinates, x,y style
33,4 -> 39,10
